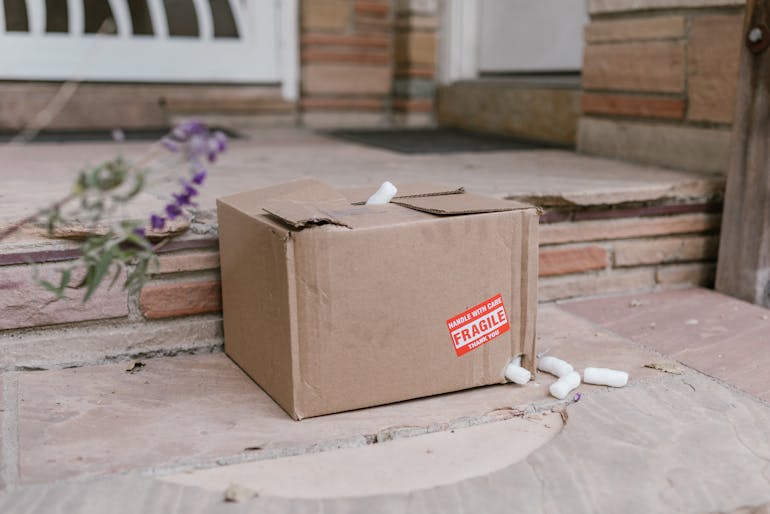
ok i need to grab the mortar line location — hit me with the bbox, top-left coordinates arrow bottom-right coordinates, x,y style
1,373 -> 20,488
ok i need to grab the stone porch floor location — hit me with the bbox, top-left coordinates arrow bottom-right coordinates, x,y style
0,288 -> 769,513
1,129 -> 764,512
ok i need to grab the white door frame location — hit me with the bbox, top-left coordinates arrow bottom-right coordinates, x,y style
439,0 -> 479,84
0,0 -> 299,99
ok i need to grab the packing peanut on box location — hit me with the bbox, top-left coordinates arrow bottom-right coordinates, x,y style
217,179 -> 538,419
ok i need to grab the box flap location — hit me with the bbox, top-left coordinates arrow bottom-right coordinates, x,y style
217,179 -> 348,219
340,183 -> 465,205
392,192 -> 533,215
263,198 -> 352,229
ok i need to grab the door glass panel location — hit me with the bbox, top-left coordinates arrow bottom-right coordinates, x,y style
127,0 -> 153,35
4,0 -> 29,32
163,0 -> 198,37
45,0 -> 69,33
84,0 -> 117,34
209,0 -> 238,38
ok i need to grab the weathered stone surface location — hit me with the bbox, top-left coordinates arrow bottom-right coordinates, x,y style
583,42 -> 685,93
151,251 -> 220,275
687,14 -> 742,123
614,235 -> 719,266
0,317 -> 223,371
437,82 -> 580,145
539,213 -> 720,245
12,306 -> 671,484
301,0 -> 350,31
581,93 -> 685,119
302,64 -> 391,95
139,280 -> 221,319
538,245 -> 609,276
0,264 -> 128,331
588,0 -> 745,14
301,110 -> 387,128
561,288 -> 770,402
166,413 -> 562,499
395,32 -> 436,66
584,16 -> 685,43
538,268 -> 656,301
577,117 -> 732,173
656,262 -> 716,286
5,372 -> 770,512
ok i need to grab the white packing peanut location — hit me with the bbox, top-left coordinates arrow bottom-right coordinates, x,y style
583,367 -> 628,388
365,181 -> 398,205
549,371 -> 581,400
538,355 -> 574,378
504,362 -> 531,385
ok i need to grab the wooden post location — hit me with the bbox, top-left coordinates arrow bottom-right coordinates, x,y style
715,0 -> 770,307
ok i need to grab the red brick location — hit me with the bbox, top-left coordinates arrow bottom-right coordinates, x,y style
539,268 -> 655,302
301,0 -> 350,31
581,93 -> 685,120
301,97 -> 385,110
302,51 -> 390,65
139,280 -> 221,319
539,246 -> 609,277
354,2 -> 390,16
583,42 -> 685,93
302,64 -> 392,95
395,32 -> 436,66
687,14 -> 742,123
392,98 -> 433,112
614,235 -> 719,266
151,251 -> 220,275
0,265 -> 128,330
394,67 -> 435,79
539,213 -> 721,245
301,33 -> 390,48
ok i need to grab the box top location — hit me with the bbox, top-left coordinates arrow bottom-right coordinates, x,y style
218,179 -> 535,231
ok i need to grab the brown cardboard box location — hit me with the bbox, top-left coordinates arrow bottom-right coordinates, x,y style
217,179 -> 538,420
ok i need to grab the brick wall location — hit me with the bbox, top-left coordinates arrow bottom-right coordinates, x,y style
299,0 -> 438,127
578,0 -> 745,174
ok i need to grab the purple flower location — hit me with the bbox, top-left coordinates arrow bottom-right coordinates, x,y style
172,192 -> 192,207
133,227 -> 146,237
573,392 -> 582,402
165,203 -> 182,219
192,169 -> 207,185
172,120 -> 207,140
161,137 -> 179,153
180,180 -> 198,197
213,131 -> 227,152
150,214 -> 165,230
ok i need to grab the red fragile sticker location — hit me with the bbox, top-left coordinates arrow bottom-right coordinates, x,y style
446,294 -> 510,357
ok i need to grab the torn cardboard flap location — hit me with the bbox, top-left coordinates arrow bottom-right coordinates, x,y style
262,198 -> 352,229
393,192 -> 533,216
341,183 -> 465,205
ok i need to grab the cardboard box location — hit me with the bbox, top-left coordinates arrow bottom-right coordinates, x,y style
217,180 -> 539,419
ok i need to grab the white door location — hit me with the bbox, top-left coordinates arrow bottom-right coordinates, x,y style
479,0 -> 587,73
0,0 -> 281,83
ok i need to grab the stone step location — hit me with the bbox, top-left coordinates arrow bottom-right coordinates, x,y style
436,76 -> 582,146
0,129 -> 725,371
